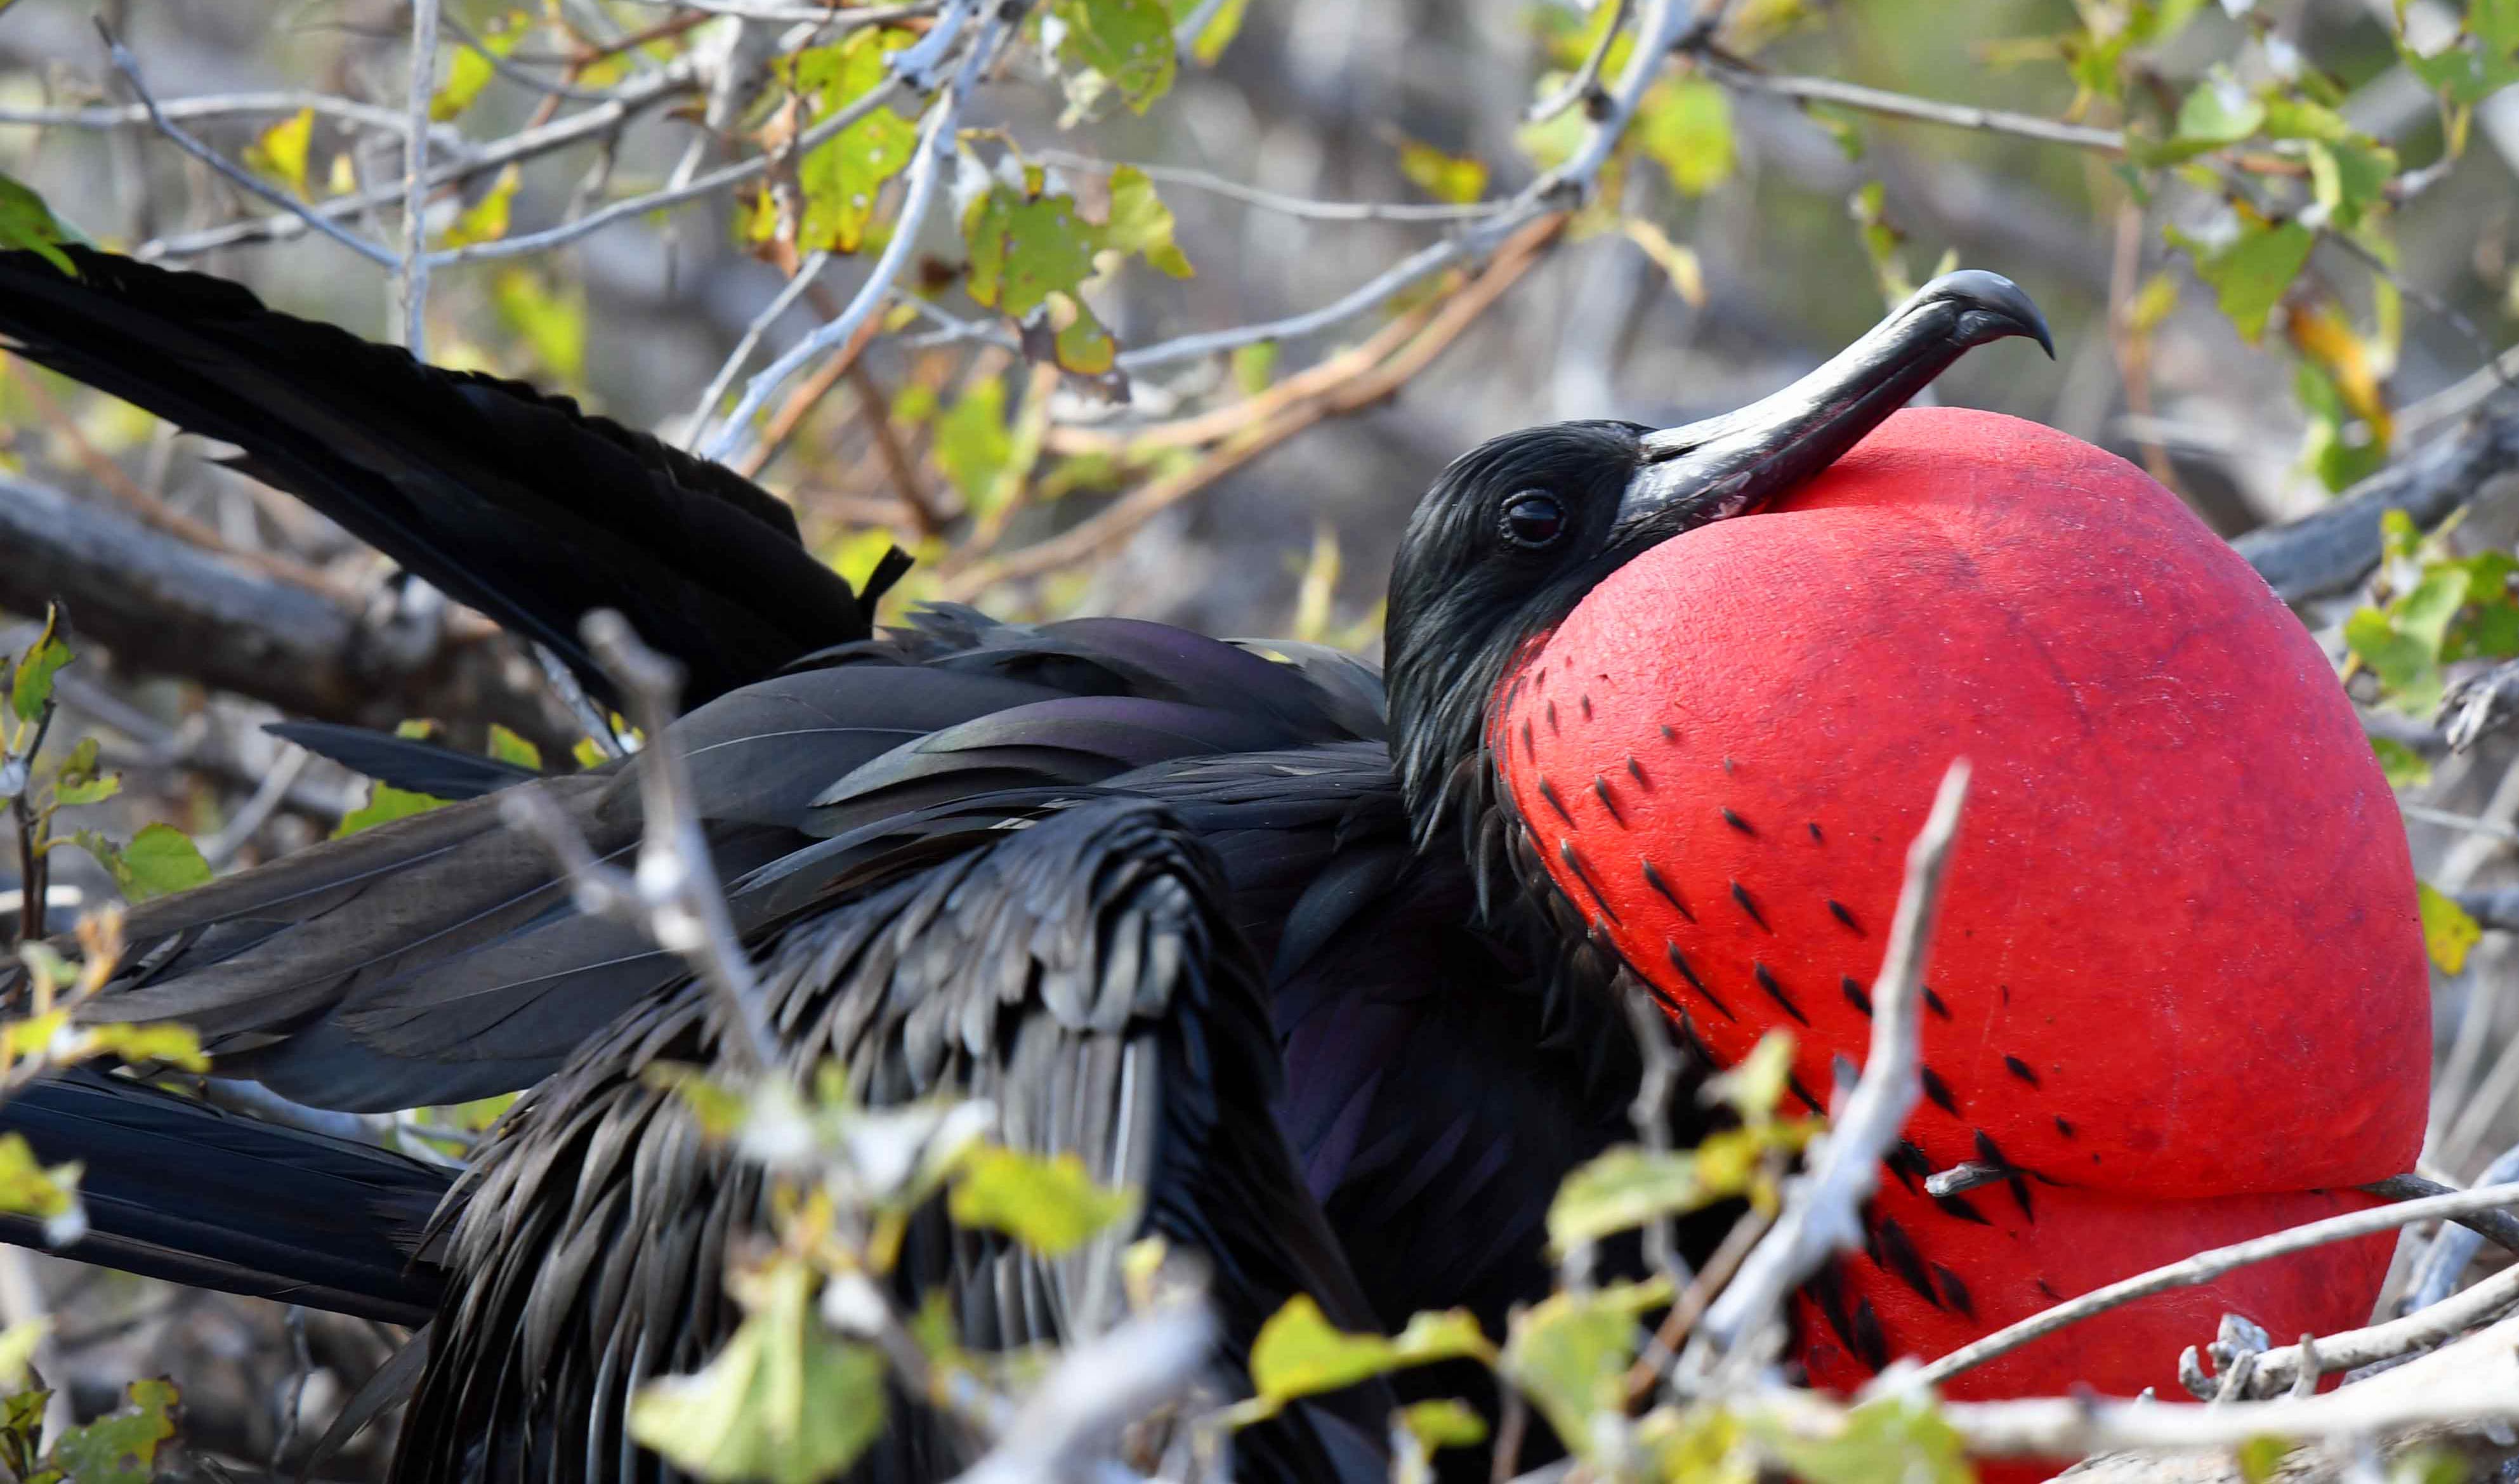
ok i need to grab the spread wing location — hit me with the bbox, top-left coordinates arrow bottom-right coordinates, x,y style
407,797 -> 1391,1484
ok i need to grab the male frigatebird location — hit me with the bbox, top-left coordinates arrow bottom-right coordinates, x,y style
0,246 -> 2420,1480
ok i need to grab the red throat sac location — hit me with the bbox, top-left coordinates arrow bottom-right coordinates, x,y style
1494,407 -> 2428,1415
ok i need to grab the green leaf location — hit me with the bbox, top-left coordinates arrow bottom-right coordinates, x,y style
2239,1434 -> 2297,1484
0,170 -> 77,277
39,1377 -> 180,1484
1549,1147 -> 1713,1253
1752,1393 -> 1971,1484
1634,76 -> 1736,197
2169,219 -> 2315,344
792,29 -> 919,254
1640,1403 -> 1755,1484
50,738 -> 119,808
947,1145 -> 1137,1254
490,268 -> 586,385
2417,881 -> 2482,974
73,824 -> 210,903
244,108 -> 317,196
963,188 -> 1100,320
1500,1278 -> 1669,1454
1244,1296 -> 1492,1416
10,638 -> 69,723
2347,565 -> 2472,713
1397,140 -> 1489,206
485,723 -> 543,772
1398,1398 -> 1487,1451
335,783 -> 449,838
2405,0 -> 2519,105
1052,0 -> 1178,112
2371,736 -> 2433,789
1101,166 -> 1194,277
629,1259 -> 888,1484
933,376 -> 1013,509
83,1023 -> 209,1075
2175,70 -> 2266,145
1230,341 -> 1277,396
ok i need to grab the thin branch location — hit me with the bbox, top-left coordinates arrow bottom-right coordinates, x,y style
500,610 -> 779,1073
0,92 -> 454,142
953,1294 -> 1218,1484
2400,802 -> 2519,843
1527,0 -> 1631,124
2230,1261 -> 2519,1398
1904,1180 -> 2519,1389
1704,60 -> 2128,153
615,0 -> 936,22
402,0 -> 444,352
136,57 -> 701,261
686,251 -> 831,436
93,22 -> 397,269
1030,149 -> 1508,224
1698,760 -> 1971,1355
698,3 -> 997,463
2402,1142 -> 2519,1315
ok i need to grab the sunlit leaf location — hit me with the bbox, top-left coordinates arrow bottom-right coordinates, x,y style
0,1318 -> 46,1391
1100,166 -> 1194,277
1167,0 -> 1249,63
244,108 -> 316,196
2174,70 -> 2265,145
1242,1296 -> 1492,1419
793,29 -> 919,254
947,1145 -> 1136,1255
1634,76 -> 1735,197
2239,1434 -> 2298,1484
1751,1393 -> 1971,1484
0,170 -> 76,276
1622,219 -> 1706,306
628,1259 -> 886,1484
0,1133 -> 81,1245
1641,1403 -> 1757,1484
1501,1277 -> 1669,1454
442,164 -> 521,247
1398,1398 -> 1487,1451
485,723 -> 543,772
434,31 -> 518,121
335,783 -> 449,838
490,268 -> 586,384
2346,565 -> 2470,713
1709,1029 -> 1796,1121
51,738 -> 119,808
2417,881 -> 2482,974
1052,0 -> 1178,112
82,1023 -> 208,1074
963,188 -> 1100,319
1398,140 -> 1489,205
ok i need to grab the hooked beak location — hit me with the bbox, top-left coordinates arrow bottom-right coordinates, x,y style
1615,270 -> 2052,539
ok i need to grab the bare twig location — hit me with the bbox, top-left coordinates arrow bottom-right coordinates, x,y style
616,0 -> 937,23
1527,0 -> 1631,124
1904,1181 -> 2519,1389
2233,1261 -> 2519,1398
0,91 -> 456,143
2402,1142 -> 2519,1315
952,1294 -> 1217,1484
93,22 -> 397,269
1029,150 -> 1504,223
1698,761 -> 1971,1356
686,251 -> 831,438
1704,60 -> 2128,153
198,743 -> 311,869
402,0 -> 444,351
500,610 -> 778,1073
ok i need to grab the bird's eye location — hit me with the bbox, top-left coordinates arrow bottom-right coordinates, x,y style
1500,491 -> 1566,550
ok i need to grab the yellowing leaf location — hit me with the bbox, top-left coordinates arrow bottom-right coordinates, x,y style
1622,219 -> 1705,306
1168,0 -> 1249,63
1231,341 -> 1277,395
0,1318 -> 46,1391
947,1145 -> 1136,1254
963,189 -> 1101,319
1634,76 -> 1736,197
43,1377 -> 181,1483
1244,1296 -> 1492,1417
933,375 -> 1013,508
442,165 -> 520,248
433,32 -> 517,121
2418,881 -> 2482,974
1053,0 -> 1178,112
1709,1029 -> 1796,1121
491,267 -> 586,384
10,637 -> 67,723
1751,1393 -> 1971,1484
485,723 -> 543,772
1398,140 -> 1489,206
628,1260 -> 886,1484
1398,1398 -> 1487,1451
84,1023 -> 209,1074
0,169 -> 76,276
245,108 -> 316,196
2239,1434 -> 2297,1484
0,1133 -> 81,1240
792,29 -> 919,254
335,783 -> 449,838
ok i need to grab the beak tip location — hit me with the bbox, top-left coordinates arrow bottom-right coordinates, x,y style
1919,268 -> 2053,359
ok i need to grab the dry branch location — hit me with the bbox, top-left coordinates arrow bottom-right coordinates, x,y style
2235,400 -> 2519,604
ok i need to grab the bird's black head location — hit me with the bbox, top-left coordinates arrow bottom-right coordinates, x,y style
1383,270 -> 2053,854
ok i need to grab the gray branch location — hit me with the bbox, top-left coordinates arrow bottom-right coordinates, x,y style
2235,400 -> 2519,604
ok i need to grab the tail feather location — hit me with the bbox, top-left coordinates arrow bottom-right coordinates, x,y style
0,247 -> 877,707
0,1070 -> 449,1325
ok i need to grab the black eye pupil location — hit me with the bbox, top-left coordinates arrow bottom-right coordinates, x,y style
1503,492 -> 1565,548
